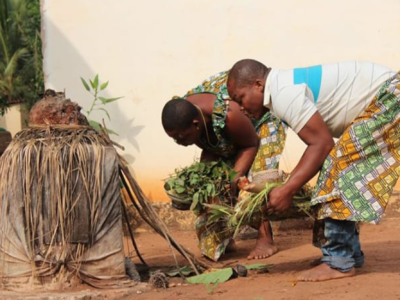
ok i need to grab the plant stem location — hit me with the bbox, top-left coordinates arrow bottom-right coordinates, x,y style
87,88 -> 98,118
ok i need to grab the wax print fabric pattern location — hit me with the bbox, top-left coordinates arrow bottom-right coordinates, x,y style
185,70 -> 287,173
181,71 -> 287,261
311,72 -> 400,224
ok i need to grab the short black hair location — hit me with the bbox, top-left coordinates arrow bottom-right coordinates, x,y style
227,59 -> 268,88
162,98 -> 198,131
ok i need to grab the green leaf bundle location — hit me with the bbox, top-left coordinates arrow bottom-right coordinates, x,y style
204,180 -> 314,237
164,160 -> 236,213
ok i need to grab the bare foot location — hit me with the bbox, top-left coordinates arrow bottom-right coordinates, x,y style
310,257 -> 322,266
297,263 -> 355,282
247,221 -> 278,260
247,238 -> 278,260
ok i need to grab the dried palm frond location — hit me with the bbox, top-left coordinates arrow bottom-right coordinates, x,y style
98,123 -> 211,275
0,121 -> 211,290
0,125 -> 128,287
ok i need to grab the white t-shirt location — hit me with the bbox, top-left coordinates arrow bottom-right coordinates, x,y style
263,61 -> 396,138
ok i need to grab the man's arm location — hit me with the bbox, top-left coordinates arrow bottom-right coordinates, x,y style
267,111 -> 334,213
225,101 -> 259,180
200,149 -> 221,162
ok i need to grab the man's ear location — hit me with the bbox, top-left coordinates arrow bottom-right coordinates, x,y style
254,79 -> 265,92
192,119 -> 200,129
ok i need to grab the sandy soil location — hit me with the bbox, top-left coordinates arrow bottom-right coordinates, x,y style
124,216 -> 400,300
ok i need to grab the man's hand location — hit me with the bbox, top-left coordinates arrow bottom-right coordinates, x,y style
266,184 -> 295,214
237,176 -> 266,194
241,182 -> 266,194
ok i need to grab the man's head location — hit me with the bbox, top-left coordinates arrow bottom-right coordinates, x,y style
227,59 -> 269,120
162,98 -> 201,146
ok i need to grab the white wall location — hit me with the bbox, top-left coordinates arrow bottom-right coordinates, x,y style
42,0 -> 400,201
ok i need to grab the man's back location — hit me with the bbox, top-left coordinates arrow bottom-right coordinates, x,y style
266,61 -> 396,137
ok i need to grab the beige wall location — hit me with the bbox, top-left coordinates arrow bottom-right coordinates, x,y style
42,0 -> 400,201
0,104 -> 24,137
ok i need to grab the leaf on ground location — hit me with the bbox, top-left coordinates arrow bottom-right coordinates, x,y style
186,268 -> 234,285
245,263 -> 274,270
166,266 -> 195,277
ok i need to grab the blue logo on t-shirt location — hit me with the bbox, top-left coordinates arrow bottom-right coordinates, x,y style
293,65 -> 322,102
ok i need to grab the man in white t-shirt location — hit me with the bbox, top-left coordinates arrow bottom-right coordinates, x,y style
227,59 -> 400,282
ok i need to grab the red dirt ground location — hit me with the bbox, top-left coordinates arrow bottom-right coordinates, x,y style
124,216 -> 400,300
1,206 -> 399,299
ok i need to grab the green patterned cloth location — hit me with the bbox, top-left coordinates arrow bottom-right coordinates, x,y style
312,72 -> 400,224
185,71 -> 230,99
171,71 -> 288,261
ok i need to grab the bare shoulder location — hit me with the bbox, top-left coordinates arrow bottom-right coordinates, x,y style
185,93 -> 216,114
227,100 -> 241,110
186,93 -> 216,102
224,100 -> 259,145
226,100 -> 245,120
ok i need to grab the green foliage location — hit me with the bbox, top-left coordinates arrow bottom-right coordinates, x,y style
245,263 -> 274,271
0,0 -> 44,115
164,160 -> 237,213
81,75 -> 122,136
186,268 -> 233,285
230,182 -> 282,236
202,203 -> 232,224
204,180 -> 313,237
166,266 -> 195,277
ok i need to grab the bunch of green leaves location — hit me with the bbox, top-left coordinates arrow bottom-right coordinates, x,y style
164,160 -> 237,213
204,181 -> 314,237
0,0 -> 44,115
202,202 -> 233,226
81,74 -> 122,135
230,182 -> 282,236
